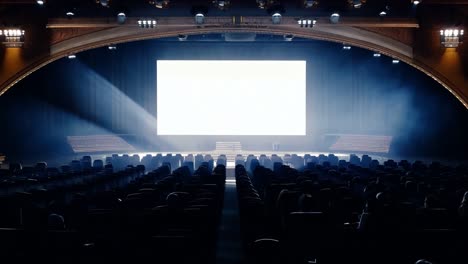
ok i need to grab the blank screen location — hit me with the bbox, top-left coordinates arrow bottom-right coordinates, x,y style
157,60 -> 306,135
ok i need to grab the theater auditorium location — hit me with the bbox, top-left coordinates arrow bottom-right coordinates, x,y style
0,1 -> 467,264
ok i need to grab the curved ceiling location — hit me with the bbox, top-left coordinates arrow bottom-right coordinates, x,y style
0,4 -> 467,108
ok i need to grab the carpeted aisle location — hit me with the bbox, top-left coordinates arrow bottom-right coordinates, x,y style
215,168 -> 244,264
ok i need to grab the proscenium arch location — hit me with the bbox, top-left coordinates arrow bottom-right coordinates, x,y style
1,25 -> 467,109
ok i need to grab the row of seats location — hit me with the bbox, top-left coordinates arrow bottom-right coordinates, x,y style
236,154 -> 468,264
0,153 -> 228,195
234,153 -> 381,172
0,153 -> 226,264
1,152 -> 466,264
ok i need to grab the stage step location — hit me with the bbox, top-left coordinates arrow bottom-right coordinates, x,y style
215,142 -> 242,161
215,142 -> 242,152
67,135 -> 136,153
329,134 -> 392,153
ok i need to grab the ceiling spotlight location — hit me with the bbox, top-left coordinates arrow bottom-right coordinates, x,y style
96,0 -> 109,7
36,0 -> 44,5
392,59 -> 400,64
178,34 -> 188,41
256,0 -> 282,9
283,34 -> 294,41
213,0 -> 230,10
138,19 -> 157,28
380,5 -> 390,17
272,13 -> 282,24
149,0 -> 170,9
330,13 -> 340,24
304,0 -> 319,8
191,5 -> 208,24
343,45 -> 351,50
412,0 -> 421,5
298,19 -> 316,28
68,54 -> 76,59
257,0 -> 267,9
195,13 -> 205,25
373,52 -> 381,57
108,45 -> 117,50
349,0 -> 366,8
117,12 -> 126,24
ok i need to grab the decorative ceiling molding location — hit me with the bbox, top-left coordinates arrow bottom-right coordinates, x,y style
1,16 -> 467,109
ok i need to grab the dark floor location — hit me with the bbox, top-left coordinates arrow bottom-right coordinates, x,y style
215,168 -> 244,264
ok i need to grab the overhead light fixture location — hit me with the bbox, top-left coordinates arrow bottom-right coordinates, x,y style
373,52 -> 381,57
392,59 -> 400,64
412,0 -> 421,5
380,5 -> 390,17
96,0 -> 110,7
272,13 -> 282,24
191,5 -> 208,25
149,0 -> 170,9
213,0 -> 230,10
440,28 -> 464,48
304,0 -> 319,8
256,0 -> 267,9
256,0 -> 283,10
349,0 -> 366,8
195,13 -> 205,25
0,28 -> 25,48
108,45 -> 117,50
298,19 -> 316,28
343,45 -> 351,50
330,13 -> 340,24
117,12 -> 126,24
137,19 -> 157,28
66,11 -> 75,17
284,34 -> 294,41
36,0 -> 45,5
68,54 -> 76,59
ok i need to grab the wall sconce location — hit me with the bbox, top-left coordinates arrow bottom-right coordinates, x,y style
0,28 -> 25,48
440,28 -> 464,48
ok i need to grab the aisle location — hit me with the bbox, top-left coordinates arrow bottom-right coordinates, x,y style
215,168 -> 245,264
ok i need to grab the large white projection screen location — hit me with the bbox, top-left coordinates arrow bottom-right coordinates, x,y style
157,60 -> 306,135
